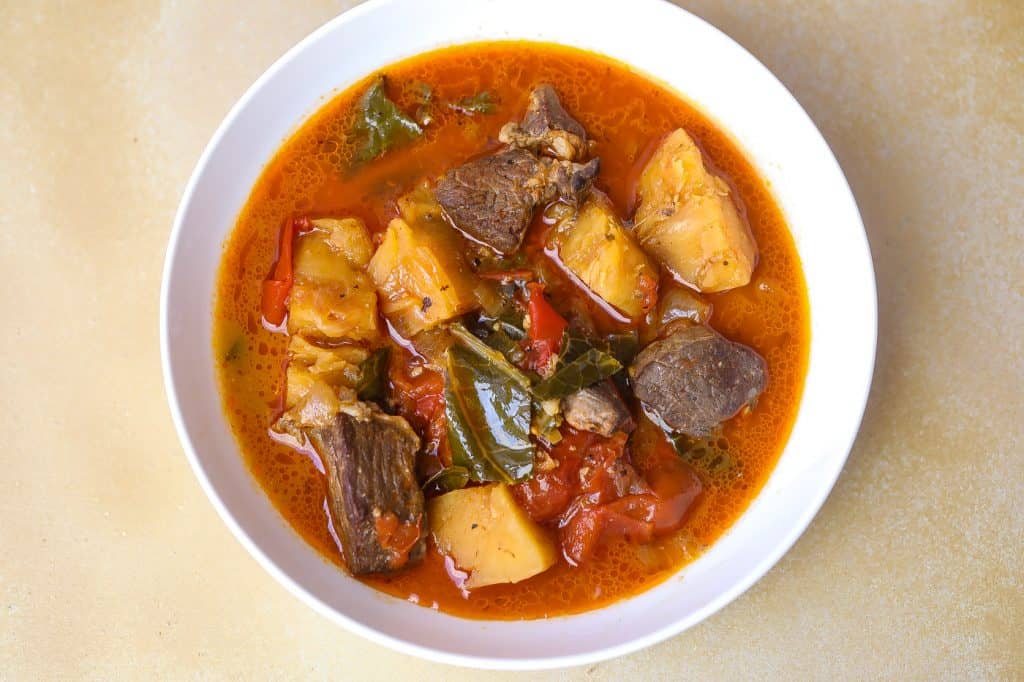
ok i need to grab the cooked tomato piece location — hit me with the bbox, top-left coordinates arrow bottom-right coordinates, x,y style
390,354 -> 449,466
511,429 -> 588,522
555,430 -> 702,564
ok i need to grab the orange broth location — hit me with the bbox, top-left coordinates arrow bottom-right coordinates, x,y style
212,42 -> 809,619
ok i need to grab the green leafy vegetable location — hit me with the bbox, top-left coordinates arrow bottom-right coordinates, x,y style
484,327 -> 525,365
223,337 -> 244,363
605,331 -> 640,365
532,332 -> 623,401
471,306 -> 527,365
604,331 -> 639,394
449,323 -> 526,373
490,309 -> 527,341
531,398 -> 563,445
423,466 -> 470,494
559,330 -> 595,364
533,348 -> 622,400
356,347 -> 390,402
445,325 -> 534,483
448,91 -> 497,115
351,76 -> 423,165
530,330 -> 624,400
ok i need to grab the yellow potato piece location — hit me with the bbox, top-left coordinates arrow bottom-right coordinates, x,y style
284,336 -> 368,409
429,484 -> 556,589
634,129 -> 757,292
311,218 -> 374,268
288,219 -> 381,344
367,198 -> 482,337
553,193 -> 658,318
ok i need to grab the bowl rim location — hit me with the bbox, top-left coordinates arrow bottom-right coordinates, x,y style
161,0 -> 876,670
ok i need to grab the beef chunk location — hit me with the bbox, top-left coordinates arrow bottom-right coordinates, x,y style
547,157 -> 601,201
499,84 -> 590,161
436,148 -> 599,254
436,149 -> 544,254
307,406 -> 426,575
561,381 -> 634,437
629,325 -> 766,438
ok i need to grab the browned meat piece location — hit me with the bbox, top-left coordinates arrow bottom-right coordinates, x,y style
561,381 -> 634,437
436,149 -> 544,254
436,148 -> 599,254
629,326 -> 766,438
499,84 -> 590,161
306,406 -> 426,575
546,157 -> 601,200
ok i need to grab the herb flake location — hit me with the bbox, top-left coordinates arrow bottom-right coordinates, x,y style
351,75 -> 423,165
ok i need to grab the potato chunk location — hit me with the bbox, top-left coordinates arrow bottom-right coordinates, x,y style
429,484 -> 556,588
289,218 -> 381,344
367,194 -> 482,337
311,218 -> 374,268
284,336 -> 368,409
634,129 -> 757,292
551,192 -> 658,318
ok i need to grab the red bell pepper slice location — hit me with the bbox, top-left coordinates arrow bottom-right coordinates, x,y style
261,217 -> 309,327
523,282 -> 568,373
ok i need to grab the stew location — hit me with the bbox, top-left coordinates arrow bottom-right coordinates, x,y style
213,42 -> 809,619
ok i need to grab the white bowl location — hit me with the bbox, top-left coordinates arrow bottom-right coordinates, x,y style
161,0 -> 875,670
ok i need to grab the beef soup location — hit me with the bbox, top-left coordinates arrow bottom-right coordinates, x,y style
213,42 -> 809,619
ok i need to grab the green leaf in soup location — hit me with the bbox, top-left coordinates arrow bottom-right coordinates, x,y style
351,76 -> 423,165
490,309 -> 527,342
531,330 -> 623,401
217,321 -> 247,364
482,327 -> 525,366
224,336 -> 245,363
448,323 -> 530,386
558,330 -> 595,365
602,331 -> 639,394
444,325 -> 533,484
356,347 -> 390,402
470,305 -> 527,365
448,91 -> 497,115
423,466 -> 470,494
532,348 -> 622,401
605,331 -> 640,365
531,398 -> 563,446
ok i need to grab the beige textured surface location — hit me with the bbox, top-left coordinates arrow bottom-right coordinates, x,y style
1,0 -> 1021,679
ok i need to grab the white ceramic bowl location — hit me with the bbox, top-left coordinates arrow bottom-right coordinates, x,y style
161,0 -> 875,670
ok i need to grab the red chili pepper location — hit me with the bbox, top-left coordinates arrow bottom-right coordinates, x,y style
523,282 -> 568,373
261,217 -> 307,327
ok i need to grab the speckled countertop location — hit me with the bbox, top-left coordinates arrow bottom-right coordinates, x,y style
1,1 -> 1020,679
